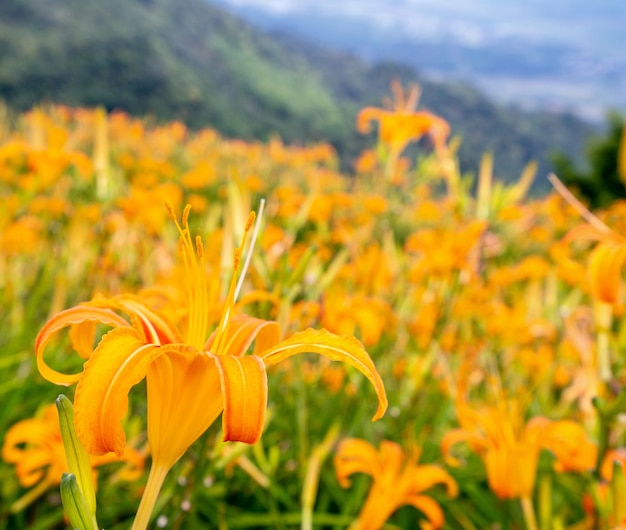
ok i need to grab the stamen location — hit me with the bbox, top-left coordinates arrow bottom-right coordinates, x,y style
182,205 -> 191,228
166,203 -> 209,350
245,212 -> 256,231
213,199 -> 266,355
165,201 -> 176,221
195,236 -> 204,259
234,199 -> 265,302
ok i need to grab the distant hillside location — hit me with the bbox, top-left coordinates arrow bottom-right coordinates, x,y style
213,0 -> 626,122
0,0 -> 595,185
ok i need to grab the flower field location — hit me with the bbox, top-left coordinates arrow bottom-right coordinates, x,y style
1,87 -> 626,529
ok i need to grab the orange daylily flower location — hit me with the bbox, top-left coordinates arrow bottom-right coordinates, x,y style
357,80 -> 450,160
35,205 -> 387,529
565,223 -> 626,305
335,438 -> 457,530
2,404 -> 143,512
442,402 -> 595,500
441,402 -> 544,500
540,420 -> 597,473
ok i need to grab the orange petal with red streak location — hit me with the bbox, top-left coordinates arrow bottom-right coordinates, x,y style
211,354 -> 268,444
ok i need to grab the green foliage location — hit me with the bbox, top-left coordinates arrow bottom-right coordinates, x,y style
0,0 -> 595,180
553,112 -> 625,208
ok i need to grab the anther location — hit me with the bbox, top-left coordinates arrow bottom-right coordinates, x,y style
245,212 -> 256,231
195,236 -> 204,258
182,205 -> 192,228
165,201 -> 176,221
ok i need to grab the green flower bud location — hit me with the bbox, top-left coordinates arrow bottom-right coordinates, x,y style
60,473 -> 98,530
56,395 -> 97,517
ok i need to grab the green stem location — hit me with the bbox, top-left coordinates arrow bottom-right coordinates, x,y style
131,463 -> 170,530
538,474 -> 552,530
10,479 -> 51,513
521,496 -> 539,530
596,302 -> 613,383
596,413 -> 610,477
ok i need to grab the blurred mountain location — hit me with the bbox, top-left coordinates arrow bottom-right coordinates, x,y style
0,0 -> 596,184
212,0 -> 626,122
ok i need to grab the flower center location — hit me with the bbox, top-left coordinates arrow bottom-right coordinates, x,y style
167,203 -> 259,352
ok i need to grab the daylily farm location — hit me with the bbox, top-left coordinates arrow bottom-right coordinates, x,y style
1,85 -> 626,529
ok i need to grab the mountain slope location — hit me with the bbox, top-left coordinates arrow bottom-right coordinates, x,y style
0,0 -> 595,183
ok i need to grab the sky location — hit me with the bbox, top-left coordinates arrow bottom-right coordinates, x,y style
218,0 -> 625,52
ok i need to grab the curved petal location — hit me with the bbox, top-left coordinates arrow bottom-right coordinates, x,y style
90,446 -> 145,482
210,354 -> 268,444
564,223 -> 618,244
334,438 -> 383,488
405,494 -> 446,528
74,327 -> 190,456
539,420 -> 597,472
260,328 -> 388,421
378,440 -> 405,478
11,449 -> 50,487
588,243 -> 626,304
35,305 -> 130,386
68,320 -> 98,360
440,428 -> 487,466
2,415 -> 61,487
356,486 -> 398,530
2,420 -> 54,463
404,464 -> 458,497
206,314 -> 280,357
356,107 -> 388,134
116,297 -> 183,345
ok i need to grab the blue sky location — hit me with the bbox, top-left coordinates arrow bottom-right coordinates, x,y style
218,0 -> 624,53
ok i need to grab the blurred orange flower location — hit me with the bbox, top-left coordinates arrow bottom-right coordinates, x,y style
335,438 -> 457,530
2,404 -> 143,511
356,80 -> 450,180
442,401 -> 595,500
357,80 -> 450,158
565,223 -> 626,305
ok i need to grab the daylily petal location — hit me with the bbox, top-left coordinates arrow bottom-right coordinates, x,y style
260,328 -> 388,421
356,107 -> 387,134
356,488 -> 398,530
405,464 -> 458,497
334,438 -> 384,488
484,444 -> 538,499
146,351 -> 223,468
35,306 -> 130,386
116,297 -> 183,344
564,223 -> 619,244
74,327 -> 185,456
2,421 -> 56,487
207,314 -> 280,357
68,320 -> 98,360
588,243 -> 626,304
405,494 -> 446,528
1,406 -> 70,488
211,354 -> 268,444
540,420 -> 597,472
379,440 -> 404,478
440,428 -> 489,466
